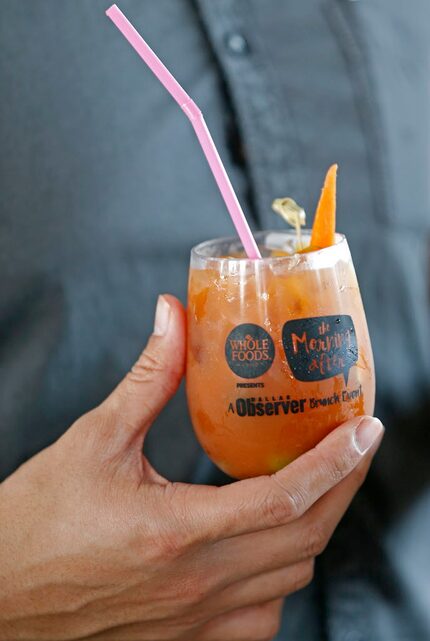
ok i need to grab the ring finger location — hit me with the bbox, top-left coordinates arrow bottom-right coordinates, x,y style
205,560 -> 313,619
196,598 -> 284,641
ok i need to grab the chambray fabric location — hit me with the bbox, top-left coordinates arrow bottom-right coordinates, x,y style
1,1 -> 429,639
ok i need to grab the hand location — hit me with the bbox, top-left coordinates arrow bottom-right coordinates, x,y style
0,295 -> 383,641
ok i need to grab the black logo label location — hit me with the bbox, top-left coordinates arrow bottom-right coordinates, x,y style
282,315 -> 358,384
225,324 -> 275,379
228,395 -> 307,417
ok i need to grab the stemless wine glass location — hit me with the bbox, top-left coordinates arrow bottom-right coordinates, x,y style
186,230 -> 375,479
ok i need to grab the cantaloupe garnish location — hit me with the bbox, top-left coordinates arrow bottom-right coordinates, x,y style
310,164 -> 338,249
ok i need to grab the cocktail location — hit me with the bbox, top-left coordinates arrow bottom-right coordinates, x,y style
186,168 -> 375,478
105,14 -> 375,480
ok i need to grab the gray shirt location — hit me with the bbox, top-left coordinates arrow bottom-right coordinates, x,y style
1,1 -> 430,639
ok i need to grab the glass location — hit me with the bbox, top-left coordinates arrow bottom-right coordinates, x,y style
186,230 -> 375,479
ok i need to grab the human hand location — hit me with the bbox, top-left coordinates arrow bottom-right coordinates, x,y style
0,295 -> 383,641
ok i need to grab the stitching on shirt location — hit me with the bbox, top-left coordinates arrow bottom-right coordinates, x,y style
236,0 -> 308,199
195,0 -> 303,226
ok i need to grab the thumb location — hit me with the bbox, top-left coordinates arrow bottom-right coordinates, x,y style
99,294 -> 186,450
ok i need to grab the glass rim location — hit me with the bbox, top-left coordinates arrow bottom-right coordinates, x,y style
191,230 -> 347,265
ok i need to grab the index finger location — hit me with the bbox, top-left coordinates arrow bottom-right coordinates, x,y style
196,415 -> 383,541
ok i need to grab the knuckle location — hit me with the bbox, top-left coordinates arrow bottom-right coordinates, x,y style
256,612 -> 282,641
130,527 -> 182,568
151,484 -> 210,557
153,570 -> 212,617
156,582 -> 209,631
186,569 -> 221,608
246,601 -> 282,641
129,349 -> 165,383
263,477 -> 306,525
317,449 -> 356,485
162,484 -> 205,549
141,492 -> 188,558
127,349 -> 178,394
154,530 -> 184,559
127,350 -> 179,398
293,559 -> 315,591
176,578 -> 225,630
302,520 -> 329,557
261,492 -> 290,527
327,456 -> 351,484
181,576 -> 211,609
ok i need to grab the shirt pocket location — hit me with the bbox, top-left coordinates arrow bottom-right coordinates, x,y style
325,0 -> 430,231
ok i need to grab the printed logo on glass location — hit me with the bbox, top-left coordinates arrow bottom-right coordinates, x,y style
282,315 -> 358,384
225,323 -> 275,379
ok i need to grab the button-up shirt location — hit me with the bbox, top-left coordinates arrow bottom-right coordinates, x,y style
1,1 -> 429,639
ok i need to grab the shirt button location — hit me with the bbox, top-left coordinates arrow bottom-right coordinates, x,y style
224,32 -> 250,56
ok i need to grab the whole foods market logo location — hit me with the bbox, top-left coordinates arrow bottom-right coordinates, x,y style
282,315 -> 358,384
225,324 -> 275,379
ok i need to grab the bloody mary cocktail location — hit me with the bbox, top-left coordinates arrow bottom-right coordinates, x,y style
186,230 -> 375,479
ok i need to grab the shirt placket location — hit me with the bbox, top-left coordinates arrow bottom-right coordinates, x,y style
194,0 -> 305,231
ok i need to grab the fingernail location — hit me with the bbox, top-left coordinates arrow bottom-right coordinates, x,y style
353,417 -> 384,454
153,296 -> 171,336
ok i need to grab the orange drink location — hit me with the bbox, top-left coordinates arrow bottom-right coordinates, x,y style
186,230 -> 375,479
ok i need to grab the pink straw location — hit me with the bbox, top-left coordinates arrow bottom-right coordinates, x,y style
106,4 -> 261,259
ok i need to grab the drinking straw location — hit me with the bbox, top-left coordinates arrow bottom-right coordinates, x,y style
106,4 -> 261,259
